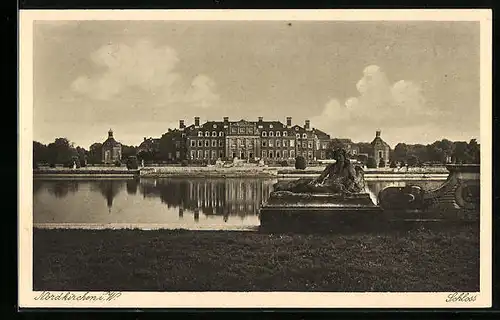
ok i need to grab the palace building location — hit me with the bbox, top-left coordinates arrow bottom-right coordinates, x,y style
177,116 -> 331,163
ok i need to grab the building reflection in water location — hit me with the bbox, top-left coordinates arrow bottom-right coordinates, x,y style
42,180 -> 80,198
139,178 -> 275,222
92,180 -> 124,212
126,178 -> 139,195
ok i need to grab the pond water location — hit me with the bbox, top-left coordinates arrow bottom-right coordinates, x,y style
33,177 -> 445,230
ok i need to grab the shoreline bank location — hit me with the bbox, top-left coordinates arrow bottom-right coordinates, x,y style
33,166 -> 450,180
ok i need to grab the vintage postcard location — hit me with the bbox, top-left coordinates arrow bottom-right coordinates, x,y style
19,9 -> 492,308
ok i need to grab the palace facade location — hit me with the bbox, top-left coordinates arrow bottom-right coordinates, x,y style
177,116 -> 331,163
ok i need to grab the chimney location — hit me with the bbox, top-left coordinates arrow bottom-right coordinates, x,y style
143,137 -> 147,142
223,117 -> 229,123
376,130 -> 381,137
286,117 -> 292,127
258,117 -> 263,122
195,117 -> 200,127
179,120 -> 185,129
108,129 -> 113,138
305,120 -> 310,130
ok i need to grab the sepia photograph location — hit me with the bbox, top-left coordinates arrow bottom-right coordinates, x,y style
19,10 -> 492,308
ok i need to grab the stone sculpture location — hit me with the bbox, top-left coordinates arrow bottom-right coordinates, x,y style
273,148 -> 366,195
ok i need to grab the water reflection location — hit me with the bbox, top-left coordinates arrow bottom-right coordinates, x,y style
138,178 -> 274,217
33,178 -> 445,229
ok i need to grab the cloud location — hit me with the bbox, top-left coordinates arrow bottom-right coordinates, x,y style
313,65 -> 432,139
70,40 -> 219,108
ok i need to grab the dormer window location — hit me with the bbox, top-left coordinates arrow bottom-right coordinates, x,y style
296,133 -> 300,139
262,131 -> 267,137
205,131 -> 210,137
302,133 -> 307,139
295,127 -> 299,131
283,131 -> 287,136
198,131 -> 203,137
219,131 -> 224,137
276,131 -> 281,137
269,131 -> 274,137
212,131 -> 217,137
269,124 -> 273,128
213,124 -> 217,129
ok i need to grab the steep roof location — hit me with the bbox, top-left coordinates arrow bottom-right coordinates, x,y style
370,136 -> 390,148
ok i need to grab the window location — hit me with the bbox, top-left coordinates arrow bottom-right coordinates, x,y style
258,125 -> 263,129
322,143 -> 328,149
205,150 -> 210,159
239,127 -> 245,134
295,127 -> 299,131
262,150 -> 267,158
197,150 -> 203,159
283,131 -> 287,136
237,139 -> 242,146
211,150 -> 217,159
231,127 -> 237,133
308,151 -> 313,159
276,131 -> 281,137
213,124 -> 217,129
212,140 -> 217,147
212,131 -> 217,137
218,140 -> 223,147
262,141 -> 267,147
269,140 -> 274,147
198,140 -> 203,147
176,151 -> 180,159
247,139 -> 253,147
352,150 -> 357,155
269,151 -> 274,158
296,133 -> 301,139
175,141 -> 180,148
205,140 -> 210,147
276,151 -> 281,158
205,131 -> 210,137
290,140 -> 295,147
290,150 -> 295,158
219,131 -> 224,137
262,131 -> 267,137
297,151 -> 301,157
230,138 -> 236,147
219,151 -> 224,158
269,131 -> 274,137
302,133 -> 307,139
276,140 -> 281,147
379,151 -> 383,158
191,140 -> 196,147
320,151 -> 325,159
283,150 -> 288,158
302,141 -> 307,148
308,142 -> 313,149
191,150 -> 196,159
198,131 -> 203,137
269,124 -> 274,128
283,140 -> 288,147
247,128 -> 254,134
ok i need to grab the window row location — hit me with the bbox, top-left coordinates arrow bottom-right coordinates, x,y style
198,131 -> 225,137
261,140 -> 313,148
190,150 -> 225,160
261,132 -> 309,139
261,150 -> 296,159
191,139 -> 225,147
230,127 -> 255,134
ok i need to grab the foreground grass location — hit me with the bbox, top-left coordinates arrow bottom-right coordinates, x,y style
33,225 -> 479,292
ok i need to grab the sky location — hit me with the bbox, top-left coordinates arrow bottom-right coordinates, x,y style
33,20 -> 480,149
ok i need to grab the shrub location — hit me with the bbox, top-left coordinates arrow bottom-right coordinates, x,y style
49,163 -> 56,168
389,160 -> 397,168
126,157 -> 139,170
181,160 -> 189,167
407,155 -> 419,167
366,157 -> 377,169
114,160 -> 122,167
280,160 -> 288,167
295,156 -> 306,170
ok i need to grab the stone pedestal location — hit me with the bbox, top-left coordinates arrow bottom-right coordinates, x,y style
259,191 -> 382,232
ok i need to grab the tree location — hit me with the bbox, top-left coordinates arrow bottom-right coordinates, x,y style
33,141 -> 49,164
46,138 -> 76,165
88,143 -> 103,164
122,145 -> 137,160
407,155 -> 419,167
389,160 -> 397,168
466,139 -> 480,164
366,157 -> 377,168
393,143 -> 408,162
295,156 -> 306,170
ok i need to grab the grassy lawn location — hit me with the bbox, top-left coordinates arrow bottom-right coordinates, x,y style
33,225 -> 479,292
